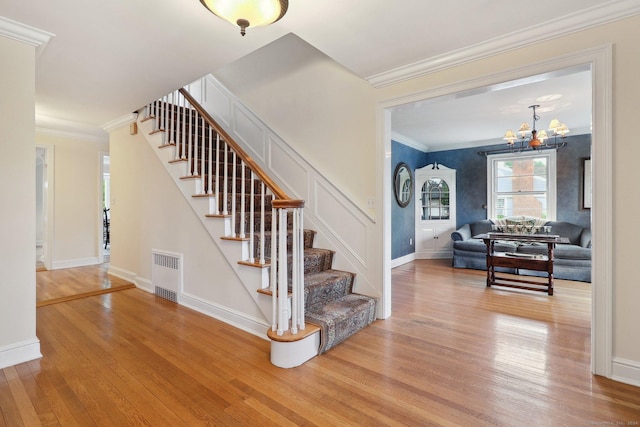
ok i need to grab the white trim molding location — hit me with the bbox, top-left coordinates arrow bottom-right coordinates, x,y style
612,357 -> 640,388
367,0 -> 640,87
52,257 -> 101,270
179,293 -> 269,341
0,338 -> 42,370
390,252 -> 415,269
391,131 -> 429,152
0,16 -> 54,59
101,112 -> 139,133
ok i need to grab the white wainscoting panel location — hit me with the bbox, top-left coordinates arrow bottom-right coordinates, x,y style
195,75 -> 381,304
233,106 -> 266,161
314,180 -> 368,267
204,78 -> 231,127
268,138 -> 308,201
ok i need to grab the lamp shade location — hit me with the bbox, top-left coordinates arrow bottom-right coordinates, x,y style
503,130 -> 517,141
200,0 -> 288,35
548,118 -> 561,132
555,124 -> 570,136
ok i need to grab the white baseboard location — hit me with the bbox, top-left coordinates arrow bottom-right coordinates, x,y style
108,265 -> 137,283
107,266 -> 267,340
611,357 -> 640,387
134,277 -> 153,293
179,293 -> 269,341
0,338 -> 42,370
52,257 -> 100,270
391,253 -> 415,268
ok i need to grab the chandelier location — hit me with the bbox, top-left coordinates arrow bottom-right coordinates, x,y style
479,104 -> 570,156
199,0 -> 288,36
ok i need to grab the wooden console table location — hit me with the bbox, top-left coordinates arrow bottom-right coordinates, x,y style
475,233 -> 569,296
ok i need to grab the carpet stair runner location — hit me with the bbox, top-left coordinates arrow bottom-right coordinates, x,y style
147,101 -> 377,355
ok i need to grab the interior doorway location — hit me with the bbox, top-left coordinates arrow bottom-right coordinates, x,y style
101,153 -> 110,263
380,46 -> 612,378
36,146 -> 53,271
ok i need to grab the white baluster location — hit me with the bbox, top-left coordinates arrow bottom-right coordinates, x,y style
174,93 -> 181,160
214,134 -> 220,214
199,117 -> 205,194
162,95 -> 168,133
168,91 -> 174,144
291,207 -> 299,335
277,207 -> 288,335
249,171 -> 255,263
207,126 -> 213,195
296,208 -> 305,331
271,206 -> 278,333
231,152 -> 237,237
188,102 -> 193,176
240,161 -> 246,239
259,184 -> 266,265
222,143 -> 228,216
193,111 -> 199,176
180,94 -> 186,160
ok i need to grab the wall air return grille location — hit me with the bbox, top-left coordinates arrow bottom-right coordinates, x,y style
151,250 -> 183,303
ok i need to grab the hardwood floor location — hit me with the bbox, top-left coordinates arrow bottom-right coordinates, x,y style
2,259 -> 639,426
36,264 -> 134,307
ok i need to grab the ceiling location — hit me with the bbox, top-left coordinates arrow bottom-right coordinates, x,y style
391,66 -> 593,151
0,1 -> 634,147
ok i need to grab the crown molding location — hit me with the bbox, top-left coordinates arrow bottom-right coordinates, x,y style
367,0 -> 640,88
391,131 -> 428,152
101,112 -> 139,133
0,16 -> 54,58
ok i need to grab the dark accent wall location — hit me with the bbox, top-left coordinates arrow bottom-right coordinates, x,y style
391,141 -> 423,259
391,135 -> 591,260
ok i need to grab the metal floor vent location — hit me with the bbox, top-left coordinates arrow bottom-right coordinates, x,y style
152,250 -> 183,303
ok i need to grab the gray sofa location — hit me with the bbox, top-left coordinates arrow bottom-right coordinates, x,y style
451,219 -> 592,282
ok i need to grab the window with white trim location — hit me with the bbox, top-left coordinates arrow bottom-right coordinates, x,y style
487,151 -> 557,220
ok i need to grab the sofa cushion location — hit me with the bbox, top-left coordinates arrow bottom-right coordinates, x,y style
517,243 -> 591,260
454,239 -> 517,253
469,220 -> 494,237
543,221 -> 584,245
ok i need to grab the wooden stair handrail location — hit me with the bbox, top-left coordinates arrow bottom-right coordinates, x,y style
179,88 -> 297,204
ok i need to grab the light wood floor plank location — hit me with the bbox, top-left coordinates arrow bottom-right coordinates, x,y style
36,264 -> 133,305
1,259 -> 639,425
3,366 -> 41,427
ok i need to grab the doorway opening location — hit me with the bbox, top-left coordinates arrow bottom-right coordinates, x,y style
380,46 -> 612,377
36,145 -> 53,271
101,153 -> 110,263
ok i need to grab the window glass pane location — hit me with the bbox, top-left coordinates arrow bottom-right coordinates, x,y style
495,158 -> 547,192
421,178 -> 450,220
498,194 -> 548,219
490,154 -> 553,220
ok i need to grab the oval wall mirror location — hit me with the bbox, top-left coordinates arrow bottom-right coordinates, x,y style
394,162 -> 413,208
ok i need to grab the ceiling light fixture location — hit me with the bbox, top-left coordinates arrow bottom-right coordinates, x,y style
199,0 -> 288,36
479,104 -> 570,156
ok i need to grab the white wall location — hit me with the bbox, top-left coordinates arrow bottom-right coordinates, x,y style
0,36 -> 41,368
36,132 -> 109,268
108,125 -> 267,327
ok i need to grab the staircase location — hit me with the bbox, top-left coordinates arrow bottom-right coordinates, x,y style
140,88 -> 377,367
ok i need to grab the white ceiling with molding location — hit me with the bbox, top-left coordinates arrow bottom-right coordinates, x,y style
1,0 -> 638,145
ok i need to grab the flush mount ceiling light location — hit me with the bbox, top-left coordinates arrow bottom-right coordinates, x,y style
479,104 -> 570,156
200,0 -> 288,36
